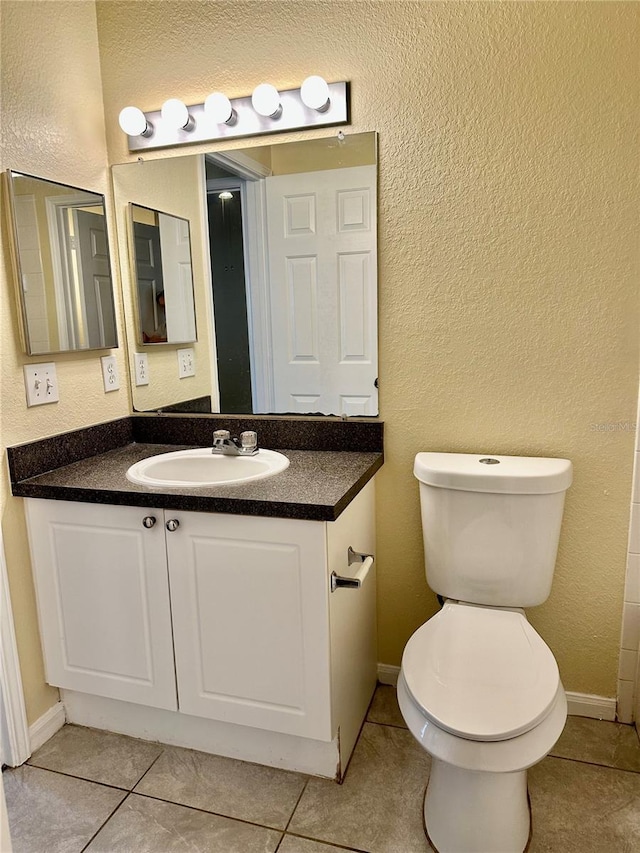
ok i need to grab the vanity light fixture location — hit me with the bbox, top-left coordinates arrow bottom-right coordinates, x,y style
160,98 -> 194,131
118,106 -> 153,137
119,79 -> 350,152
300,76 -> 331,111
251,83 -> 282,118
204,92 -> 235,125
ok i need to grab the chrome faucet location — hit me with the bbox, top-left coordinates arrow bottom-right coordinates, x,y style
212,429 -> 259,456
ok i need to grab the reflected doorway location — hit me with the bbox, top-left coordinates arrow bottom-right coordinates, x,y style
206,179 -> 253,413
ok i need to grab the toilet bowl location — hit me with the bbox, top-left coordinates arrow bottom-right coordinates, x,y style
398,601 -> 567,853
400,452 -> 572,853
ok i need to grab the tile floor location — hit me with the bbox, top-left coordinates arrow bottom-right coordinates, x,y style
4,686 -> 640,852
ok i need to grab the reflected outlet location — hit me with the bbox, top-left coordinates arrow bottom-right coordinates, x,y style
134,352 -> 149,386
177,348 -> 195,378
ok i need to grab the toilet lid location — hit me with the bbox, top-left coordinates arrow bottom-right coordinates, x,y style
402,602 -> 560,742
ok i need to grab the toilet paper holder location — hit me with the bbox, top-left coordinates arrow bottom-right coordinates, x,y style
330,546 -> 374,592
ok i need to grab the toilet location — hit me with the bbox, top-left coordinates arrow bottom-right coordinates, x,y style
398,452 -> 572,853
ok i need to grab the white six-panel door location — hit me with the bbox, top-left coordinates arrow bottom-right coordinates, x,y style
25,500 -> 177,710
266,165 -> 378,416
158,212 -> 196,342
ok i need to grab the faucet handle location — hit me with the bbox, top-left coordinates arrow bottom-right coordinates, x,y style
240,430 -> 258,450
213,429 -> 230,443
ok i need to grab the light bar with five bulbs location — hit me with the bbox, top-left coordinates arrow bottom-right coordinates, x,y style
118,77 -> 349,152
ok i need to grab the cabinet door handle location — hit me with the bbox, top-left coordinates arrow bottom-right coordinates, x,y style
142,516 -> 156,528
166,518 -> 180,532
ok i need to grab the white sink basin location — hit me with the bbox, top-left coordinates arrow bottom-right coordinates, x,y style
126,447 -> 290,488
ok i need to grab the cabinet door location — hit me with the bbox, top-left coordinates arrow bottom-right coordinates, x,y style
25,499 -> 177,710
166,510 -> 332,739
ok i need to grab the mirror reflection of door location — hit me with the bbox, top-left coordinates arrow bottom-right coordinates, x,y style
5,171 -> 118,354
265,165 -> 378,416
130,204 -> 197,345
207,187 -> 253,413
133,221 -> 166,343
159,213 -> 196,343
74,209 -> 117,349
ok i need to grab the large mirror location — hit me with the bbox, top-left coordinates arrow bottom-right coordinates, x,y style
112,132 -> 377,416
130,204 -> 197,344
4,171 -> 118,354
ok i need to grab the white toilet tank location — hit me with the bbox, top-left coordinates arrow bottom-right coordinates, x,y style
414,453 -> 573,608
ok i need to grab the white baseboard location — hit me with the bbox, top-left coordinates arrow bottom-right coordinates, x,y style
29,701 -> 66,754
377,664 -> 618,722
377,663 -> 400,686
565,692 -> 617,721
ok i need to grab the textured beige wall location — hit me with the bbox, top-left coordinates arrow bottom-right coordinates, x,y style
96,0 -> 639,698
112,156 -> 215,412
0,0 -> 130,723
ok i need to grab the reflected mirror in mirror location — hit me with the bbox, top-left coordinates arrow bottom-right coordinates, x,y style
129,204 -> 197,345
113,132 -> 377,416
4,171 -> 118,354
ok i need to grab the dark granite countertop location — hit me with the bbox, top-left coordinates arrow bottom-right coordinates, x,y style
11,442 -> 383,521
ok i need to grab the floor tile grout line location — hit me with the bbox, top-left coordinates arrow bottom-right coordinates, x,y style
16,763 -> 131,794
79,790 -> 131,853
547,753 -> 640,775
272,829 -> 287,852
129,748 -> 166,792
130,790 -> 298,834
274,775 -> 311,851
23,744 -> 166,796
282,829 -> 373,853
365,719 -> 408,731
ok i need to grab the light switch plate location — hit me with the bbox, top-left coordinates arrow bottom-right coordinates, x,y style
177,348 -> 195,378
24,362 -> 59,407
134,352 -> 149,386
101,355 -> 120,392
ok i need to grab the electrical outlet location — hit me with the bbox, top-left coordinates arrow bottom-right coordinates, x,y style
24,363 -> 59,407
134,352 -> 149,386
177,348 -> 195,378
101,355 -> 120,392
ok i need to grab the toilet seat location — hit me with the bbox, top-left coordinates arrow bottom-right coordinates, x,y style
402,601 -> 559,742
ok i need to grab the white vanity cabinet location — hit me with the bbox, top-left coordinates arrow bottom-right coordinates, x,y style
24,481 -> 376,773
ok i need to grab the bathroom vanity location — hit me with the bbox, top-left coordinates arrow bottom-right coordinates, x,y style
10,415 -> 383,779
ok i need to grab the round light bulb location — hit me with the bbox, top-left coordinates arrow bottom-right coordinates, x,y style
251,83 -> 281,118
161,98 -> 191,129
118,106 -> 149,136
204,92 -> 234,124
300,76 -> 330,111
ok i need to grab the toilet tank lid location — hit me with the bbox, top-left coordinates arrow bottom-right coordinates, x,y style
414,452 -> 572,494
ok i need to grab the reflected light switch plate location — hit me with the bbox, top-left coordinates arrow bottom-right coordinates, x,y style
134,352 -> 149,386
101,355 -> 120,392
